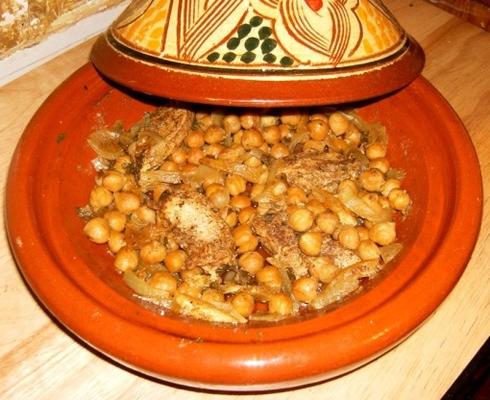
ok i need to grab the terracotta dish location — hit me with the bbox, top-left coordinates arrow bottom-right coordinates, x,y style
6,63 -> 482,390
91,0 -> 424,106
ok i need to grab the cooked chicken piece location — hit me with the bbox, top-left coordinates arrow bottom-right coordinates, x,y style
277,152 -> 365,193
250,212 -> 310,278
320,236 -> 360,268
133,105 -> 194,171
161,188 -> 234,272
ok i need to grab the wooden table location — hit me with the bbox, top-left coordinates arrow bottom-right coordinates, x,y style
0,1 -> 489,398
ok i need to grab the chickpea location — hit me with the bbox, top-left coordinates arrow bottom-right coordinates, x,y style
308,119 -> 329,140
381,178 -> 402,197
223,115 -> 241,134
204,143 -> 224,158
338,179 -> 358,196
83,217 -> 110,244
369,158 -> 390,174
288,208 -> 314,232
309,113 -> 329,122
259,142 -> 270,154
140,241 -> 166,264
209,188 -> 230,209
262,125 -> 281,144
241,128 -> 264,149
329,112 -> 349,135
89,186 -> 113,209
357,226 -> 370,241
205,183 -> 225,197
204,125 -> 225,144
271,180 -> 288,196
171,148 -> 187,164
237,236 -> 258,253
226,174 -> 247,196
102,170 -> 125,192
238,207 -> 256,224
280,111 -> 302,126
362,193 -> 382,210
232,224 -> 254,247
238,251 -> 264,274
114,247 -> 138,272
195,113 -> 213,130
202,173 -> 224,190
358,240 -> 380,261
102,212 -> 124,234
389,189 -> 411,211
330,137 -> 348,153
369,222 -> 396,245
240,113 -> 260,129
149,271 -> 177,293
160,160 -> 179,172
345,124 -> 361,146
244,156 -> 262,168
231,292 -> 255,317
233,130 -> 244,145
250,183 -> 265,199
113,155 -> 131,173
268,293 -> 293,315
278,124 -> 291,139
164,249 -> 186,272
202,288 -> 225,303
338,226 -> 360,250
287,186 -> 308,205
108,230 -> 125,253
230,194 -> 251,209
293,276 -> 319,303
299,232 -> 323,256
187,148 -> 204,165
309,256 -> 338,283
185,130 -> 205,148
256,265 -> 282,289
366,142 -> 387,159
379,196 -> 391,209
114,191 -> 141,214
306,199 -> 326,215
134,206 -> 156,224
270,143 -> 289,159
316,212 -> 339,235
260,115 -> 279,127
359,169 -> 385,192
224,211 -> 238,228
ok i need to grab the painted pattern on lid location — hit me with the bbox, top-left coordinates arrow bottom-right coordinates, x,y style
111,0 -> 406,71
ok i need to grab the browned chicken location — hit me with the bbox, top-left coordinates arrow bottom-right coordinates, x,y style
160,188 -> 234,273
250,212 -> 310,278
277,152 -> 365,193
320,236 -> 360,268
132,105 -> 194,171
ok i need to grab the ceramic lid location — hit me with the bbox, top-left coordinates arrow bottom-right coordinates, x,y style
91,0 -> 424,106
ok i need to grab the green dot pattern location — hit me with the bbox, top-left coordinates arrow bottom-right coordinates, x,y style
206,14 -> 295,67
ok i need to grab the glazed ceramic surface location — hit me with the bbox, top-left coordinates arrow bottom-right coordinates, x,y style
91,0 -> 424,105
6,64 -> 482,390
113,0 -> 404,69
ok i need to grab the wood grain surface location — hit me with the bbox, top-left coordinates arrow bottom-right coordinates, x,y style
0,1 -> 489,399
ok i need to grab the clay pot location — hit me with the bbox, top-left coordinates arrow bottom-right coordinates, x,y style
91,0 -> 424,106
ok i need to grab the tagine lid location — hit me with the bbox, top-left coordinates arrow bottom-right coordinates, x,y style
91,0 -> 425,106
